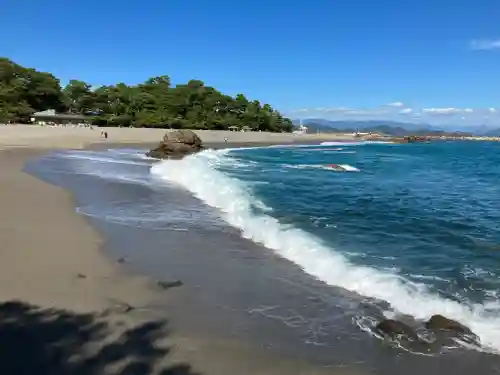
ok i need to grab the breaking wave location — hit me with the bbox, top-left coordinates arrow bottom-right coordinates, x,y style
150,148 -> 500,353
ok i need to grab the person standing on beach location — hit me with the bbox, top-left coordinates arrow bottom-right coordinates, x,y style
224,137 -> 228,144
104,132 -> 108,139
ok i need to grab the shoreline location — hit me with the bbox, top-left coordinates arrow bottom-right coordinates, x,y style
5,128 -> 500,374
0,129 -> 350,374
0,147 -> 181,374
0,148 -> 156,311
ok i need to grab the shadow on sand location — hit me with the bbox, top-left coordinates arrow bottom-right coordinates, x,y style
0,300 -> 200,375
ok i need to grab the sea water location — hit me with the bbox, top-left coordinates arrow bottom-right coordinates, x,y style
25,141 -> 500,373
150,141 -> 500,353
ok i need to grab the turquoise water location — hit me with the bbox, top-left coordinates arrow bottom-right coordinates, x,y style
151,141 -> 500,352
224,142 -> 500,304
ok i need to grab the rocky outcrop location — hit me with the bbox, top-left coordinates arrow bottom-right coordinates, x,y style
425,315 -> 479,345
363,135 -> 430,144
374,315 -> 479,353
389,135 -> 430,144
404,135 -> 430,143
146,129 -> 203,159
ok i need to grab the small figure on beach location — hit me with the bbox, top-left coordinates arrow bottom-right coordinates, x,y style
104,131 -> 108,139
224,137 -> 228,144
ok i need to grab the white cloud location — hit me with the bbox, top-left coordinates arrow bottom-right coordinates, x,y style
324,107 -> 352,113
423,108 -> 462,115
287,104 -> 500,127
293,107 -> 390,116
423,108 -> 474,115
386,101 -> 405,107
344,108 -> 391,116
470,39 -> 500,50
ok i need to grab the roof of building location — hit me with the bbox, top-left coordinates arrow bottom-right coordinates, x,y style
33,110 -> 89,120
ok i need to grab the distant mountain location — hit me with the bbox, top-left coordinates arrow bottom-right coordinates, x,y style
293,119 -> 473,137
301,119 -> 435,132
297,122 -> 340,133
409,123 -> 499,136
482,128 -> 500,136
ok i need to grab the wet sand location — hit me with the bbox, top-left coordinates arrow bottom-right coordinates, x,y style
0,127 -> 356,374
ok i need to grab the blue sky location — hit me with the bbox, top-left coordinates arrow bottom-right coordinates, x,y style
2,0 -> 500,127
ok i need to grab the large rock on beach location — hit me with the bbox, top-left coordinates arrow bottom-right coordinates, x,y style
146,129 -> 203,159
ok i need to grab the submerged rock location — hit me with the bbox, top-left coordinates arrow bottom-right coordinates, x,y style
146,129 -> 203,159
376,319 -> 419,341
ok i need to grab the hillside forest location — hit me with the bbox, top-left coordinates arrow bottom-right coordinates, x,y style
0,58 -> 293,132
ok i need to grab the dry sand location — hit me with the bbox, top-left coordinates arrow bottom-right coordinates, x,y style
0,126 -> 357,375
0,124 -> 357,149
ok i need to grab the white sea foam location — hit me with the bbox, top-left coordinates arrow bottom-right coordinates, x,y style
150,148 -> 500,353
320,141 -> 392,146
62,151 -> 150,167
336,164 -> 360,172
61,150 -> 153,186
284,164 -> 360,172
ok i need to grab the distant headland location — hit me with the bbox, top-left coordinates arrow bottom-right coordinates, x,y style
297,119 -> 500,142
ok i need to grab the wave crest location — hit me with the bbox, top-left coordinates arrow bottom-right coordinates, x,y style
150,149 -> 500,353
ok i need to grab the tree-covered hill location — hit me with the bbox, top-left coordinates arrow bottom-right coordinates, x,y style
0,58 -> 293,132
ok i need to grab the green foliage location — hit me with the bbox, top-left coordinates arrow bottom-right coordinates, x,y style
0,58 -> 66,122
0,58 -> 293,132
63,79 -> 94,114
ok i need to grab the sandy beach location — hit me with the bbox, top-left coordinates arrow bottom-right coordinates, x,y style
0,124 -> 357,149
0,126 -> 352,375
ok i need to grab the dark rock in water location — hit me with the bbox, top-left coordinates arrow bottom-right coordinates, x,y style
146,129 -> 203,159
404,135 -> 430,143
117,257 -> 127,264
425,315 -> 479,345
390,135 -> 430,144
426,315 -> 470,333
375,316 -> 480,353
376,319 -> 419,341
157,280 -> 183,290
375,319 -> 443,354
